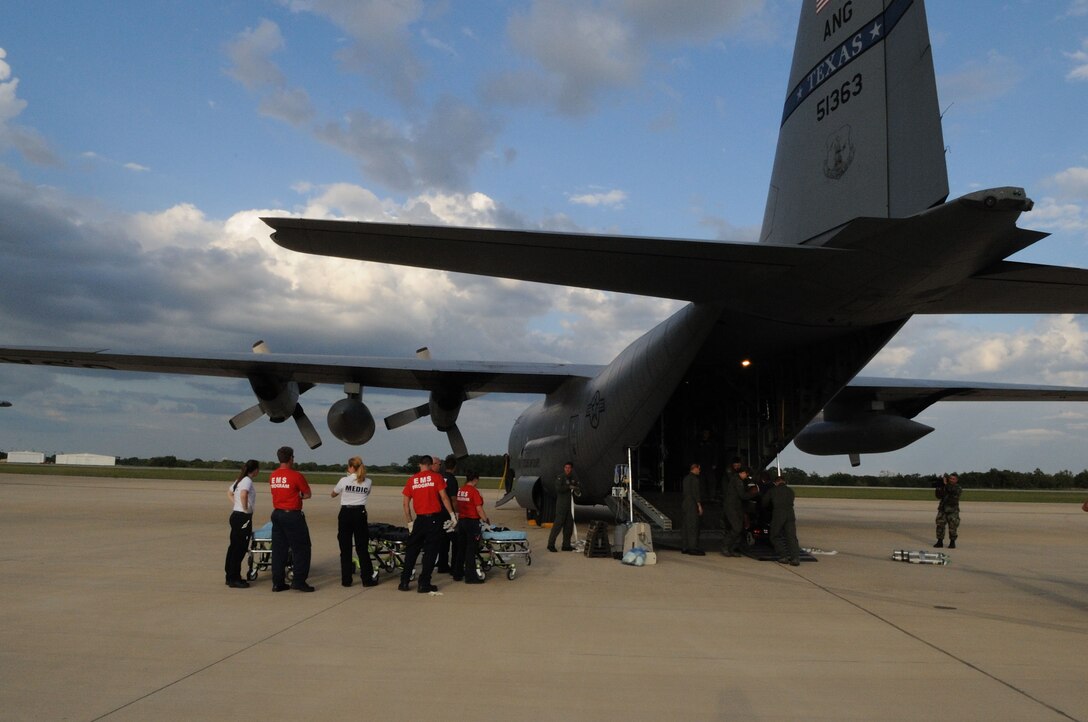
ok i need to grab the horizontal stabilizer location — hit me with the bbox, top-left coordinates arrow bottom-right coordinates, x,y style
263,217 -> 839,302
917,261 -> 1088,314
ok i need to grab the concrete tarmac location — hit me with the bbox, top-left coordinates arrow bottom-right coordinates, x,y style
1,472 -> 1086,721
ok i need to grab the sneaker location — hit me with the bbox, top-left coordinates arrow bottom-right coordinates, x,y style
292,583 -> 316,592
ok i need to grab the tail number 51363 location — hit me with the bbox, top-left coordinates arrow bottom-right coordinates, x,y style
816,73 -> 862,122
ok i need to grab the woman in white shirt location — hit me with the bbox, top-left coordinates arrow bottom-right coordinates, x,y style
331,456 -> 378,587
225,459 -> 259,588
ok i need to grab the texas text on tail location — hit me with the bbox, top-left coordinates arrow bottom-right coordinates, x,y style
4,0 -> 1088,525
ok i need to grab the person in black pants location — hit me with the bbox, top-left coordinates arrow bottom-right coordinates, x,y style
331,456 -> 378,587
225,459 -> 259,588
452,471 -> 490,582
399,455 -> 456,593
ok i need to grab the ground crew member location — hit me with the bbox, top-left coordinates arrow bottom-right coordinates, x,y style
452,470 -> 490,583
763,476 -> 801,566
269,446 -> 314,592
721,462 -> 757,557
680,463 -> 705,555
224,459 -> 259,588
331,455 -> 378,588
547,461 -> 580,552
400,454 -> 456,593
934,473 -> 962,548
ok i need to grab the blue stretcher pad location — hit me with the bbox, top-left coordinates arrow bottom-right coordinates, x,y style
482,529 -> 527,541
253,521 -> 273,541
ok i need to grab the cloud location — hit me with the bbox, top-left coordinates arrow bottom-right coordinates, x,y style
865,315 -> 1088,386
224,19 -> 314,127
1066,38 -> 1088,80
0,48 -> 60,166
485,0 -> 768,116
569,189 -> 627,208
315,95 -> 499,192
281,0 -> 425,107
938,50 -> 1025,107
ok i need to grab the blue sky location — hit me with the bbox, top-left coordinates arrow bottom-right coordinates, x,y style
2,0 -> 1088,475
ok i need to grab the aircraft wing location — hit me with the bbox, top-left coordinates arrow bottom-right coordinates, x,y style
840,375 -> 1088,419
914,261 -> 1088,314
262,217 -> 842,302
0,346 -> 603,394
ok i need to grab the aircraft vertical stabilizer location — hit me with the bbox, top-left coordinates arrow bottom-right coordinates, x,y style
761,0 -> 948,246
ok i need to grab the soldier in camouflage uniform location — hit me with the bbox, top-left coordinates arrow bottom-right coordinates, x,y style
720,461 -> 758,557
934,473 -> 961,549
762,476 -> 801,566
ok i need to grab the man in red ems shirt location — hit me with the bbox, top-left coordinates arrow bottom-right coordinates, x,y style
452,470 -> 490,584
400,454 -> 456,593
269,446 -> 314,592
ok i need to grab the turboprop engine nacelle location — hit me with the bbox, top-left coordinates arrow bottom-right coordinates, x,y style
327,396 -> 376,445
793,413 -> 934,456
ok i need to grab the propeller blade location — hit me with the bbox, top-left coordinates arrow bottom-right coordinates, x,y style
229,404 -> 265,430
292,403 -> 323,449
447,424 -> 469,459
415,347 -> 431,360
252,340 -> 270,354
384,402 -> 429,430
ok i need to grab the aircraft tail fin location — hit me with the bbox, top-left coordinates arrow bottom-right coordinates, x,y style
760,0 -> 947,246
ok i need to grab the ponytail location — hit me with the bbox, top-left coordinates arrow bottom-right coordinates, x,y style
348,456 -> 366,483
233,459 -> 260,491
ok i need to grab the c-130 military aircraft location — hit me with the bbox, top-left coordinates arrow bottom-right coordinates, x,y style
5,0 -> 1088,517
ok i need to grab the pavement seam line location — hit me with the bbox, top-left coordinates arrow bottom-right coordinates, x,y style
90,591 -> 363,720
787,569 -> 1080,722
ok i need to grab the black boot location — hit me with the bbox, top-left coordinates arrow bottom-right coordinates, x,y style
948,537 -> 956,549
933,539 -> 944,548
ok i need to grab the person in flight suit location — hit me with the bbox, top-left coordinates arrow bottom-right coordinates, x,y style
934,473 -> 962,548
762,475 -> 801,566
452,471 -> 490,583
720,461 -> 758,557
547,461 -> 580,552
400,455 -> 456,593
680,463 -> 705,555
269,446 -> 314,592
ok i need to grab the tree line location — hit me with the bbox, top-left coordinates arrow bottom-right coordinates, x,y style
6,452 -> 1086,488
779,467 -> 1088,490
111,453 -> 512,477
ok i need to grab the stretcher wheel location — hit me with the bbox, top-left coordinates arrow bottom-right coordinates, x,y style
246,567 -> 259,581
507,567 -> 517,580
480,560 -> 493,572
526,555 -> 532,566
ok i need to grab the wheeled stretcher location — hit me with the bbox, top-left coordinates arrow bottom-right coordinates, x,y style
246,521 -> 292,582
365,522 -> 417,580
478,527 -> 531,580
